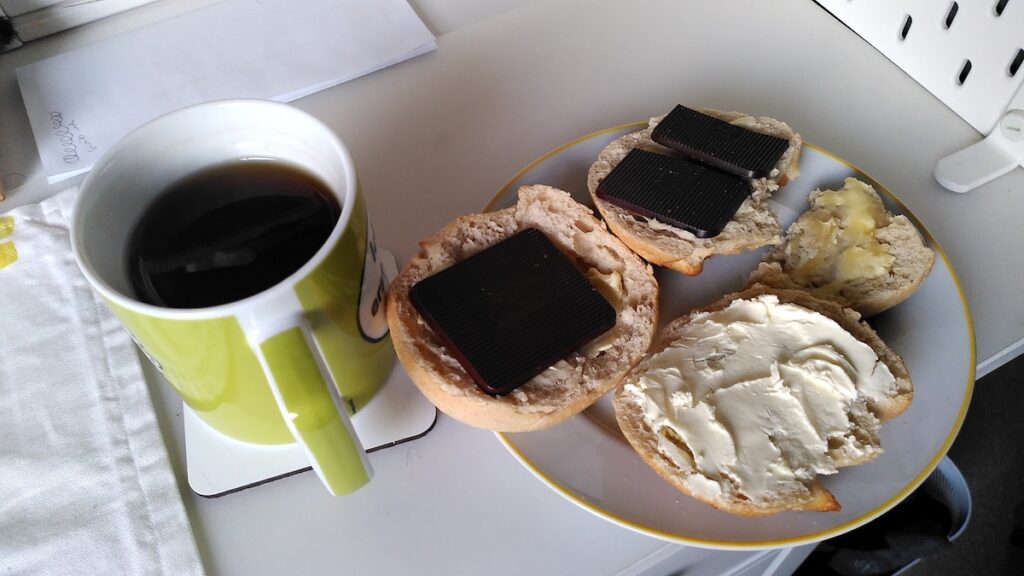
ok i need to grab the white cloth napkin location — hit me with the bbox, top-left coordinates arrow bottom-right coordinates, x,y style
0,190 -> 204,576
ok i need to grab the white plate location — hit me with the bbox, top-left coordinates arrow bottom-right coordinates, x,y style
490,123 -> 975,550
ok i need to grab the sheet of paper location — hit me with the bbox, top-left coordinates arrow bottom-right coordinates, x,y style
16,0 -> 436,184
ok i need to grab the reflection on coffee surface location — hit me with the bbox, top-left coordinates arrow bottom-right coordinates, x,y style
127,159 -> 340,308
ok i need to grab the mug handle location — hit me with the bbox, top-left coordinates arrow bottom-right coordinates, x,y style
246,314 -> 372,496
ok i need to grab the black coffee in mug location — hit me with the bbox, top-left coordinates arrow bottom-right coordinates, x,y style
126,159 -> 341,308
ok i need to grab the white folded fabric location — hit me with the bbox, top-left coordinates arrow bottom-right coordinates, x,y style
0,189 -> 204,575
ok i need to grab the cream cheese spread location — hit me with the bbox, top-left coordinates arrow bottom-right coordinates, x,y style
623,294 -> 896,504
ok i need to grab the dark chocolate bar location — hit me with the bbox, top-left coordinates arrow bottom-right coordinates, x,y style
595,148 -> 751,238
409,228 -> 616,396
651,105 -> 789,178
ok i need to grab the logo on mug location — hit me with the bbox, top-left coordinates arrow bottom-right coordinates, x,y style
357,224 -> 390,342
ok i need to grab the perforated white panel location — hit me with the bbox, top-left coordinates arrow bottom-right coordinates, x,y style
819,0 -> 1024,134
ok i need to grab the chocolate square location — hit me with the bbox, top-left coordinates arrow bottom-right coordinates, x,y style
409,228 -> 616,395
596,148 -> 751,238
651,105 -> 789,179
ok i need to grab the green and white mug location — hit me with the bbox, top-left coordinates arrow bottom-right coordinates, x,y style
71,100 -> 395,495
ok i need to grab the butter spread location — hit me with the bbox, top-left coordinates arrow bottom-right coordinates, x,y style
582,268 -> 623,357
787,178 -> 895,289
530,359 -> 577,389
643,202 -> 751,240
645,217 -> 697,239
624,294 -> 895,504
586,268 -> 623,312
728,115 -> 759,130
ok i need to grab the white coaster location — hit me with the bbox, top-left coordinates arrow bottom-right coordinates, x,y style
184,365 -> 437,497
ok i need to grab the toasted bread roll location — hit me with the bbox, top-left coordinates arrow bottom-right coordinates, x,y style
387,185 -> 659,432
613,286 -> 912,516
587,109 -> 802,275
750,177 -> 935,317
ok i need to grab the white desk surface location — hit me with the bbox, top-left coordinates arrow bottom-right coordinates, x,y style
1,0 -> 1018,574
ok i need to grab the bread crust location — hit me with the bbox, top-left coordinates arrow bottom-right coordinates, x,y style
613,286 -> 912,515
387,185 -> 659,432
586,109 -> 802,275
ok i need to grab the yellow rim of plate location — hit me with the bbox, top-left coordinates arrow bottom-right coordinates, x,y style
491,123 -> 977,550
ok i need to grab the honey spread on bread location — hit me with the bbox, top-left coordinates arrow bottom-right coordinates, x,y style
749,178 -> 935,317
785,178 -> 895,290
621,294 -> 895,508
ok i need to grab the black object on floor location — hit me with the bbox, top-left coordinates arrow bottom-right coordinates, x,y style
794,488 -> 954,576
903,353 -> 1024,576
796,353 -> 1024,576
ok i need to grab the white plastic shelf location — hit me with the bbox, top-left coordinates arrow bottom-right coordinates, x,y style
819,0 -> 1024,134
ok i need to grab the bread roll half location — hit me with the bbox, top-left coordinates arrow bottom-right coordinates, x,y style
750,177 -> 935,317
387,185 -> 659,432
587,109 -> 803,276
613,286 -> 912,516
